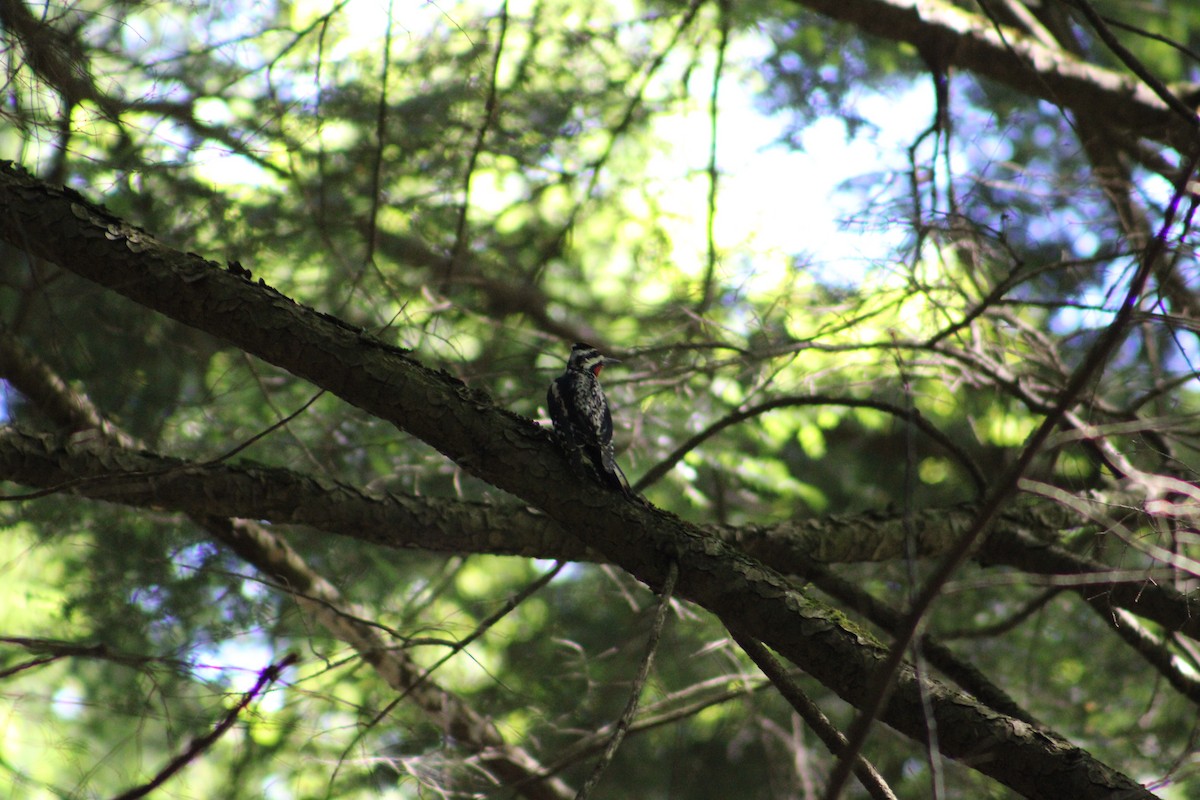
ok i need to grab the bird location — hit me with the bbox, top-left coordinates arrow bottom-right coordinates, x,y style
547,342 -> 630,493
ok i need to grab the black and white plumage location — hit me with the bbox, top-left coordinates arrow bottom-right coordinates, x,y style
547,342 -> 629,493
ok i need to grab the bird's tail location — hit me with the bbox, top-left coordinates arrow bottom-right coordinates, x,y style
607,460 -> 632,495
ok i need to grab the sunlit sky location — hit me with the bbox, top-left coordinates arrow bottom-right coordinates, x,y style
190,0 -> 938,284
660,74 -> 935,278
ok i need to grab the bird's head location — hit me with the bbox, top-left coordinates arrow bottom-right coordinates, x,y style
567,342 -> 620,376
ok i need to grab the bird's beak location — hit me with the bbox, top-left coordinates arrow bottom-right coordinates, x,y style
591,356 -> 619,377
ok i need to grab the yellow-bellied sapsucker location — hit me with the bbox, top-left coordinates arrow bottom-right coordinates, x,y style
547,342 -> 629,493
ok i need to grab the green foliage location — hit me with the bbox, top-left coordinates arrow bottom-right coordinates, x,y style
2,0 -> 1200,797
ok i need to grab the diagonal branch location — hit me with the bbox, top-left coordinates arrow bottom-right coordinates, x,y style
783,0 -> 1200,153
1066,0 -> 1199,125
728,628 -> 896,800
205,516 -> 575,800
109,655 -> 296,800
0,161 -> 1157,799
3,427 -> 1197,653
575,562 -> 677,800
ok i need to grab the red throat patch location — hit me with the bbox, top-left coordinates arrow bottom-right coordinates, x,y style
591,364 -> 603,376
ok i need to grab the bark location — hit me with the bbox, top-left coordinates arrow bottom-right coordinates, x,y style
2,427 -> 1194,646
0,161 -> 1156,799
785,0 -> 1200,154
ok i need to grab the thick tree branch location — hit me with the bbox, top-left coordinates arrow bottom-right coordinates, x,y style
784,0 -> 1199,153
4,430 -> 1195,652
0,329 -> 138,448
0,428 -> 584,558
0,162 -> 1155,799
12,426 -> 1200,771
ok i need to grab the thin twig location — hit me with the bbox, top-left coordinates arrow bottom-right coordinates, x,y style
333,561 -> 566,775
635,394 -> 985,497
535,0 -> 704,272
936,588 -> 1063,640
449,0 -> 509,288
1068,0 -> 1200,129
203,389 -> 326,466
574,561 -> 678,800
364,0 -> 396,268
728,628 -> 897,800
698,0 -> 729,313
1099,14 -> 1200,66
519,674 -> 771,787
108,654 -> 296,800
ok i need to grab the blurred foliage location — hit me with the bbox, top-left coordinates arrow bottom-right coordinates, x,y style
2,0 -> 1200,797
